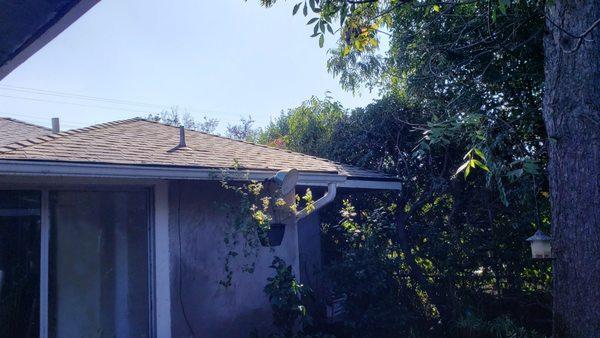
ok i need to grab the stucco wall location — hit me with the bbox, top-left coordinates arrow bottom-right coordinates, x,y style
168,180 -> 300,337
297,212 -> 323,293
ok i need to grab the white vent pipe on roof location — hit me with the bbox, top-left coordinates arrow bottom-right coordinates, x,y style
51,117 -> 60,133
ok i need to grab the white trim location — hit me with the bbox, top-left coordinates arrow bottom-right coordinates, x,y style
0,160 -> 401,190
153,181 -> 171,338
338,179 -> 402,191
39,190 -> 49,338
0,0 -> 100,80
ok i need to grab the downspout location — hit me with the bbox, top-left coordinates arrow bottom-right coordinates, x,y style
296,183 -> 337,221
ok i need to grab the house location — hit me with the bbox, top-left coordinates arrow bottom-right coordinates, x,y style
0,117 -> 401,337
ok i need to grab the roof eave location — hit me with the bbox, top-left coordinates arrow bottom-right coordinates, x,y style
0,159 -> 401,191
0,0 -> 100,80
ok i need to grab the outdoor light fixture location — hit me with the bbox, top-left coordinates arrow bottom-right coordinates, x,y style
273,168 -> 299,196
260,169 -> 299,247
526,230 -> 552,259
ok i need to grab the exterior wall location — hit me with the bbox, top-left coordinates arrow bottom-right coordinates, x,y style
297,212 -> 326,320
297,212 -> 323,293
168,181 -> 300,337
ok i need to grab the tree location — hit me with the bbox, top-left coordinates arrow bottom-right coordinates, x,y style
225,115 -> 260,141
259,0 -> 599,336
146,107 -> 219,134
543,2 -> 600,336
260,95 -> 552,336
259,96 -> 345,155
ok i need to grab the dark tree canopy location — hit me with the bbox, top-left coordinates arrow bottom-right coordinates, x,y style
256,0 -> 599,336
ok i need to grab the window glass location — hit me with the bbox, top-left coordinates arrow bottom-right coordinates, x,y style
0,190 -> 40,338
49,191 -> 149,338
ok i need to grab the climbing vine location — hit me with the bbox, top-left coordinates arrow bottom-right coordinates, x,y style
216,168 -> 315,288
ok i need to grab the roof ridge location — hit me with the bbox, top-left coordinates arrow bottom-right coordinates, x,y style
138,118 -> 346,169
0,117 -> 142,154
0,117 -> 52,131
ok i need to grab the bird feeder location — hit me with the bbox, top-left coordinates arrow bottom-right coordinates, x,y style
526,230 -> 552,259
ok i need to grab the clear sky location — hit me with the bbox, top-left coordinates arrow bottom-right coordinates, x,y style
0,0 -> 377,132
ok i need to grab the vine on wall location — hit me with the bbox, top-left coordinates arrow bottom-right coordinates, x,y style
216,168 -> 314,287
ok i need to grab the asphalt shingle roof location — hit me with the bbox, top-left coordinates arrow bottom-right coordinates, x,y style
0,118 -> 391,180
0,117 -> 51,147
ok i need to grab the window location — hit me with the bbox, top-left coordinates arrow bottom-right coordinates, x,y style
0,188 -> 152,338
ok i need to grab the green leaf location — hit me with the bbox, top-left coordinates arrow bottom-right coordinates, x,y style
433,4 -> 440,12
307,17 -> 318,25
507,169 -> 524,180
473,148 -> 486,161
471,159 -> 489,171
498,0 -> 510,15
303,2 -> 308,16
342,45 -> 351,56
455,161 -> 470,176
292,2 -> 301,15
340,4 -> 347,26
326,23 -> 334,34
523,159 -> 539,175
498,2 -> 507,15
319,34 -> 324,48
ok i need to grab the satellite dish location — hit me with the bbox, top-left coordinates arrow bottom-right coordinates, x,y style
273,169 -> 299,195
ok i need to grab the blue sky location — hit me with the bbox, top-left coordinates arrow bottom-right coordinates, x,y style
0,0 -> 377,132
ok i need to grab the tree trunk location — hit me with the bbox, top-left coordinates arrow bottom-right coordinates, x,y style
543,1 -> 600,337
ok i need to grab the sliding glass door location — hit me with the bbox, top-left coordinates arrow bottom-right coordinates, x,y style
49,191 -> 150,338
0,191 -> 41,338
0,188 -> 152,338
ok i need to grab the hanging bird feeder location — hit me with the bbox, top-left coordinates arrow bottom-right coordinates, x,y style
526,230 -> 552,259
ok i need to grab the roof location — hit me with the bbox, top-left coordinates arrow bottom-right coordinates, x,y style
0,117 -> 52,147
0,0 -> 99,79
0,118 -> 395,182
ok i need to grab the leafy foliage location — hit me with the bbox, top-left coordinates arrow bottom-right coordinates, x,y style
257,95 -> 551,336
253,0 -> 551,336
321,199 -> 431,337
258,96 -> 344,155
217,173 -> 315,288
218,178 -> 279,287
226,115 -> 261,141
454,314 -> 545,338
264,257 -> 311,336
